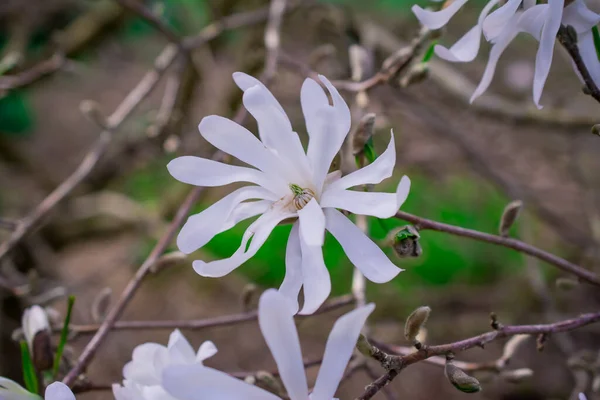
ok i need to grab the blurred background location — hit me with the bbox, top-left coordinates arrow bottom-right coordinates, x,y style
0,0 -> 599,399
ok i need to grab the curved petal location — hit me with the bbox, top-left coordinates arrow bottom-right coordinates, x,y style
220,200 -> 273,233
193,209 -> 295,277
532,0 -> 564,109
233,72 -> 286,117
167,156 -> 281,193
311,304 -> 375,400
297,198 -> 325,246
518,4 -> 548,39
299,240 -> 330,315
562,0 -> 600,33
123,343 -> 166,385
196,341 -> 218,363
483,0 -> 522,41
167,329 -> 196,364
242,86 -> 310,184
163,364 -> 279,400
258,290 -> 308,400
301,78 -> 329,139
327,131 -> 396,192
411,0 -> 469,30
0,378 -> 40,400
198,116 -> 287,185
325,209 -> 402,283
318,75 -> 351,136
44,383 -> 75,400
177,186 -> 275,254
279,222 -> 303,314
321,176 -> 411,219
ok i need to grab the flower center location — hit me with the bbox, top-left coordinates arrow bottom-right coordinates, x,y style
289,184 -> 315,210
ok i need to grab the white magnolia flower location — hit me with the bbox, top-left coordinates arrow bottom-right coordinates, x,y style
0,379 -> 74,400
412,0 -> 600,108
168,72 -> 410,315
162,289 -> 374,400
113,330 -> 217,400
22,305 -> 50,354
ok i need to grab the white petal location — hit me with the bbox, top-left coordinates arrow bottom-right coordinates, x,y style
532,0 -> 564,109
193,209 -> 295,277
0,378 -> 40,400
562,0 -> 600,33
198,116 -> 288,183
22,306 -> 49,351
579,394 -> 588,400
242,85 -> 310,184
325,208 -> 402,283
318,75 -> 351,136
167,329 -> 196,364
44,383 -> 75,400
297,198 -> 325,246
300,78 -> 329,139
321,176 -> 411,219
123,343 -> 166,385
167,156 -> 281,193
483,0 -> 521,41
219,200 -> 273,233
232,72 -> 286,117
163,364 -> 279,400
299,240 -> 331,315
141,386 -> 174,400
196,341 -> 218,363
327,131 -> 395,192
411,0 -> 469,30
518,5 -> 548,39
279,222 -> 303,314
258,290 -> 308,400
177,186 -> 275,254
311,304 -> 375,400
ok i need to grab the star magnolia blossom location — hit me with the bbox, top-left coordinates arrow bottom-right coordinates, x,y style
168,72 -> 410,315
0,380 -> 74,400
162,289 -> 374,400
412,0 -> 600,108
112,329 -> 217,400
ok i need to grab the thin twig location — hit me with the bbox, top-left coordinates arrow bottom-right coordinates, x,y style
263,0 -> 287,81
113,0 -> 183,46
394,210 -> 600,286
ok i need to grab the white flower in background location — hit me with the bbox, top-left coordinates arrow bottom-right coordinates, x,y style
162,289 -> 374,400
579,393 -> 587,400
168,72 -> 409,315
22,305 -> 50,354
412,0 -> 600,108
112,330 -> 217,400
0,379 -> 74,400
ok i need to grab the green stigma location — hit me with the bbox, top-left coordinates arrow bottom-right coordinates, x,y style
289,183 -> 304,196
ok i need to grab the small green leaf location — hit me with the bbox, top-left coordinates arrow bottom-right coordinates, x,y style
592,26 -> 600,62
53,296 -> 75,378
20,341 -> 39,394
421,40 -> 438,63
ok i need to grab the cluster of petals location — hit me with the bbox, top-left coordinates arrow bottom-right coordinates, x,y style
112,329 -> 217,400
168,72 -> 410,315
0,379 -> 74,400
412,0 -> 600,108
161,289 -> 374,400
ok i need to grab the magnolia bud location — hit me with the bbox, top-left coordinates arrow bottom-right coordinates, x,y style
445,354 -> 482,393
399,63 -> 429,87
592,124 -> 600,136
352,113 -> 376,156
22,305 -> 53,371
356,334 -> 375,357
404,306 -> 431,345
392,225 -> 422,258
500,368 -> 534,383
499,200 -> 522,237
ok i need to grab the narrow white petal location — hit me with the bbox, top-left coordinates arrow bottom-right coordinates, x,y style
220,200 -> 272,233
44,383 -> 75,400
163,364 -> 279,400
532,0 -> 564,109
483,0 -> 521,41
258,290 -> 308,400
311,304 -> 375,400
301,78 -> 329,138
318,75 -> 351,136
299,240 -> 331,315
411,0 -> 469,30
562,0 -> 600,33
196,341 -> 218,363
167,156 -> 280,193
0,378 -> 40,400
518,5 -> 548,39
123,343 -> 165,385
279,222 -> 303,314
177,186 -> 275,254
232,72 -> 286,117
325,209 -> 402,283
22,306 -> 49,351
193,209 -> 295,278
297,198 -> 325,246
327,131 -> 395,192
321,176 -> 411,219
167,329 -> 196,364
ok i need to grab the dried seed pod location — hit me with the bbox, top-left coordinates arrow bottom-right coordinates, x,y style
392,225 -> 422,258
500,368 -> 534,383
499,200 -> 522,237
445,354 -> 482,394
404,306 -> 431,343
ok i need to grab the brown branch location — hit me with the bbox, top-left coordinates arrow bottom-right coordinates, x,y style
394,210 -> 600,286
61,294 -> 354,335
356,370 -> 398,400
114,0 -> 183,46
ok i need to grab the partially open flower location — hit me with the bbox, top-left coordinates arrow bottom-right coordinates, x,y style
21,305 -> 52,371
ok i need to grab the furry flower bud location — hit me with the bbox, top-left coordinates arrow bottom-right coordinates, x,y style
22,305 -> 53,371
445,354 -> 482,393
404,306 -> 431,344
392,225 -> 422,258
